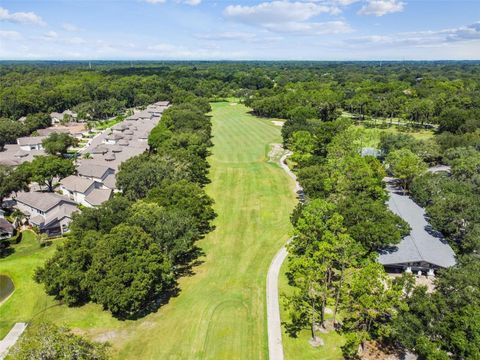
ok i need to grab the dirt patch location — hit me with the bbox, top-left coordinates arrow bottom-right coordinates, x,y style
271,120 -> 284,127
362,341 -> 417,360
309,336 -> 324,347
230,102 -> 238,106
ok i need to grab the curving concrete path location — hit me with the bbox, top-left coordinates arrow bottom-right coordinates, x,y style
267,150 -> 303,360
0,323 -> 27,359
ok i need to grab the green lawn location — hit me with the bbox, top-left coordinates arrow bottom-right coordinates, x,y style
357,125 -> 434,148
0,102 -> 297,359
0,231 -> 58,339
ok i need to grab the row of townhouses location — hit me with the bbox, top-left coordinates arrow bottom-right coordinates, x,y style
0,101 -> 169,236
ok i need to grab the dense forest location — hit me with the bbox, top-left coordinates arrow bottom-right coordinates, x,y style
1,61 -> 479,358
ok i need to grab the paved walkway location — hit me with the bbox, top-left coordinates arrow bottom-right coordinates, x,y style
266,151 -> 303,360
0,323 -> 27,359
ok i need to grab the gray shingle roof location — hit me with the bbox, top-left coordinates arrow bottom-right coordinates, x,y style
17,136 -> 46,146
77,163 -> 113,179
60,175 -> 95,194
0,218 -> 14,233
102,173 -> 117,190
85,188 -> 112,206
378,179 -> 456,269
15,192 -> 76,213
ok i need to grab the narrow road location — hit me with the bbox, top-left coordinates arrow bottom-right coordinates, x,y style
267,151 -> 303,360
0,323 -> 27,359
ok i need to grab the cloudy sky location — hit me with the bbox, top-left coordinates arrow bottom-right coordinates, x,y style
0,0 -> 479,60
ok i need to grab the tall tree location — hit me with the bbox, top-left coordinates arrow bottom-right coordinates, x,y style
386,148 -> 427,191
42,133 -> 78,156
19,156 -> 74,192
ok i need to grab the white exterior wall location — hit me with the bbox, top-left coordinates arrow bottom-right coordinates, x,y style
59,184 -> 96,208
15,201 -> 48,218
19,144 -> 42,151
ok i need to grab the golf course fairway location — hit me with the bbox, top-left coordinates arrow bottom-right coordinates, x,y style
117,101 -> 296,358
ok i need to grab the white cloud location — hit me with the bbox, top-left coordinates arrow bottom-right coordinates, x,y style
358,0 -> 404,16
223,1 -> 350,35
265,20 -> 352,34
445,21 -> 480,42
0,7 -> 46,26
145,42 -> 248,59
43,31 -> 58,39
196,31 -> 258,41
348,21 -> 480,48
144,0 -> 166,3
224,1 -> 338,24
62,23 -> 79,32
0,30 -> 21,40
181,0 -> 202,5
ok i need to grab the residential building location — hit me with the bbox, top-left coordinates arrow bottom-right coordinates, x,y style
60,175 -> 112,208
14,192 -> 78,235
50,110 -> 78,124
77,163 -> 115,183
0,218 -> 14,240
17,136 -> 46,151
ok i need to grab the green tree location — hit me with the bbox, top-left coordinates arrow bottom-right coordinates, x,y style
88,224 -> 175,318
116,154 -> 191,200
341,262 -> 403,357
35,231 -> 101,305
0,119 -> 27,150
19,156 -> 74,192
146,179 -> 215,234
393,257 -> 480,359
42,133 -> 78,156
338,196 -> 410,251
290,131 -> 316,165
126,201 -> 199,264
7,322 -> 109,360
386,148 -> 427,191
0,165 -> 30,205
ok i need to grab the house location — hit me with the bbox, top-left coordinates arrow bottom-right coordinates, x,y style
60,175 -> 112,207
154,101 -> 170,107
0,218 -> 14,240
14,192 -> 78,235
77,163 -> 115,183
104,133 -> 124,145
17,136 -> 46,151
112,123 -> 128,133
378,179 -> 456,275
50,110 -> 78,124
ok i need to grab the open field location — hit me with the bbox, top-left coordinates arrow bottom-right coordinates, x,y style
0,102 -> 297,359
357,125 -> 434,148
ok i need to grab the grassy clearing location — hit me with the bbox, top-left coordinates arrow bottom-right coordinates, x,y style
356,125 -> 434,148
279,259 -> 345,360
0,102 -> 297,359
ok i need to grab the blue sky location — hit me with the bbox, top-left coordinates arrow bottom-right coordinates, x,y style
0,0 -> 479,60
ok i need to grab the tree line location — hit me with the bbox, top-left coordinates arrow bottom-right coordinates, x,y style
280,90 -> 479,358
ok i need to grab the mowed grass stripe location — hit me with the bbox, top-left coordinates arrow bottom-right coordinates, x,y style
116,102 -> 295,359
